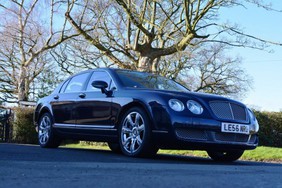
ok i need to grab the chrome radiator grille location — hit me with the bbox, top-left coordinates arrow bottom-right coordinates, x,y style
209,101 -> 247,122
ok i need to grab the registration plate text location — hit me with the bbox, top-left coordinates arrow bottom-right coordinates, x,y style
221,123 -> 249,134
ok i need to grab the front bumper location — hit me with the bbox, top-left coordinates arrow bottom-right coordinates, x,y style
153,116 -> 258,151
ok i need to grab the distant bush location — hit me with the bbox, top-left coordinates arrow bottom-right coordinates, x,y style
254,111 -> 282,147
12,107 -> 37,144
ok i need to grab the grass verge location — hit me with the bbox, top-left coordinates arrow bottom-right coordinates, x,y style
158,146 -> 282,163
64,142 -> 282,163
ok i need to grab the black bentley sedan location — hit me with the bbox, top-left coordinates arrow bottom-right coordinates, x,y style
34,68 -> 259,161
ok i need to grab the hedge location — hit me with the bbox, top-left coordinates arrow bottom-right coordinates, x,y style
12,107 -> 37,144
254,111 -> 282,147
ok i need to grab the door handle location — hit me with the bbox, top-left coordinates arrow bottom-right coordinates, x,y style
54,95 -> 59,100
79,93 -> 86,98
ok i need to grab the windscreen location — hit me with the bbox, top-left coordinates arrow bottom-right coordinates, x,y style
115,70 -> 189,92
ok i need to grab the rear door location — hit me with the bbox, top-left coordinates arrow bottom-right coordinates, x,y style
51,72 -> 91,127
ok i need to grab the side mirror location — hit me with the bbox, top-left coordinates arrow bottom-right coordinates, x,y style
92,80 -> 108,90
91,80 -> 113,96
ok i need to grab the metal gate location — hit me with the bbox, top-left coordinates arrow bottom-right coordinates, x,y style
0,108 -> 11,142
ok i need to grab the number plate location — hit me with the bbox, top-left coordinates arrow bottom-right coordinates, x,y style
221,122 -> 249,134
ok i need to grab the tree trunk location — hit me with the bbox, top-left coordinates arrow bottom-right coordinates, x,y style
137,55 -> 160,73
137,56 -> 152,72
152,57 -> 160,73
18,67 -> 29,102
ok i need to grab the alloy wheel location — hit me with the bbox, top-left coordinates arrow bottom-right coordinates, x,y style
121,111 -> 145,154
39,115 -> 52,145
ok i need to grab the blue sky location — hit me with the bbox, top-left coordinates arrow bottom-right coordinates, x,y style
220,2 -> 282,111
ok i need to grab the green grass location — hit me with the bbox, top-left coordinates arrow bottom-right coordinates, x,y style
241,146 -> 282,162
158,146 -> 282,163
63,142 -> 282,163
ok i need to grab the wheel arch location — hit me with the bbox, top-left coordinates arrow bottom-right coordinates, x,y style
36,106 -> 53,126
116,100 -> 156,130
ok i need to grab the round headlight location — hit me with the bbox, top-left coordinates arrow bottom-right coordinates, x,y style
168,99 -> 184,112
187,100 -> 203,115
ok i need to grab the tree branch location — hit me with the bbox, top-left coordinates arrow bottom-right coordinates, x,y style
65,11 -> 131,69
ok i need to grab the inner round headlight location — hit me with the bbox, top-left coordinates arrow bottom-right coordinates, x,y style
187,100 -> 203,115
168,99 -> 184,112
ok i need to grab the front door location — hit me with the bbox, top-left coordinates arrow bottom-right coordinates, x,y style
74,71 -> 115,128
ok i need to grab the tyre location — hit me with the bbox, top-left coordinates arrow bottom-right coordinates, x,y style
38,112 -> 61,148
118,107 -> 158,157
107,142 -> 121,153
207,150 -> 244,162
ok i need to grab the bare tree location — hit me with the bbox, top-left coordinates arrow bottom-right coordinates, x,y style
50,37 -> 115,75
174,43 -> 252,99
31,64 -> 64,100
0,0 -> 78,103
64,0 -> 281,73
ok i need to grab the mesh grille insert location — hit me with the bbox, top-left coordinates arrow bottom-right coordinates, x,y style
215,132 -> 249,143
209,101 -> 247,122
175,128 -> 207,141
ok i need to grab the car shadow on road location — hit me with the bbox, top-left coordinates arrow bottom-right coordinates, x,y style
1,143 -> 281,167
59,146 -> 281,167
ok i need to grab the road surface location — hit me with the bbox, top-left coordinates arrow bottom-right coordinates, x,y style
0,143 -> 281,188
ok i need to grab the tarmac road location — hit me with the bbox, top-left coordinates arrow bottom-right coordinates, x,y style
0,143 -> 281,188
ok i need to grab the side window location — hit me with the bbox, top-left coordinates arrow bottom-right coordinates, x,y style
86,71 -> 115,91
64,73 -> 90,93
